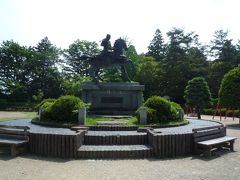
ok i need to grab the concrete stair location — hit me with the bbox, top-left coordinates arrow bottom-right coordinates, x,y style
84,131 -> 148,145
77,130 -> 151,158
77,145 -> 152,158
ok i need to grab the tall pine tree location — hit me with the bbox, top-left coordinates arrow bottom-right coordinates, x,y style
147,29 -> 165,61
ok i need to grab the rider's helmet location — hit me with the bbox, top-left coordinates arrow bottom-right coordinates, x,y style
106,34 -> 111,40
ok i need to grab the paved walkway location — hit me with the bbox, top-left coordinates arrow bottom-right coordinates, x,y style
0,118 -> 221,135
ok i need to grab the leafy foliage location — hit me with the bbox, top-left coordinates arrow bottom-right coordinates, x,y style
63,40 -> 100,77
184,77 -> 211,107
1,28 -> 240,110
40,95 -> 87,122
218,66 -> 240,108
147,29 -> 165,61
141,96 -> 183,124
134,57 -> 164,98
184,77 -> 212,118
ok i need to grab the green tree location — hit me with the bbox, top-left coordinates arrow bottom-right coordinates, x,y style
30,37 -> 62,99
134,57 -> 164,98
218,66 -> 240,108
184,77 -> 212,119
210,30 -> 237,63
63,40 -> 100,78
62,76 -> 90,97
147,29 -> 165,61
163,28 -> 207,103
0,40 -> 32,101
206,61 -> 232,98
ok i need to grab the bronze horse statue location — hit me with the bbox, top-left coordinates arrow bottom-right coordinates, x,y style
82,38 -> 135,82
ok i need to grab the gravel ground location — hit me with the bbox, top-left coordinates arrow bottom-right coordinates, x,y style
0,115 -> 240,180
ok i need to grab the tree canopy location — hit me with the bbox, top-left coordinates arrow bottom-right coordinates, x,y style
0,27 -> 240,108
184,77 -> 212,118
218,66 -> 240,108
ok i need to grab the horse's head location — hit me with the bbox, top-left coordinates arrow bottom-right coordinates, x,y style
113,38 -> 128,56
113,38 -> 127,51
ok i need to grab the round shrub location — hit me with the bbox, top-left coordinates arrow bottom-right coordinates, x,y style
36,98 -> 55,111
50,95 -> 86,122
39,95 -> 87,123
40,101 -> 54,121
142,96 -> 181,124
219,66 -> 240,108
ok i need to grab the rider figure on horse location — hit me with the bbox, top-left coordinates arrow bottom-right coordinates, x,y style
101,34 -> 112,57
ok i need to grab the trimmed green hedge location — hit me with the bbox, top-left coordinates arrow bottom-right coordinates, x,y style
202,108 -> 240,117
0,100 -> 36,111
137,96 -> 184,124
39,95 -> 87,123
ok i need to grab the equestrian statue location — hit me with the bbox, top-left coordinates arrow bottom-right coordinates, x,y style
82,34 -> 135,83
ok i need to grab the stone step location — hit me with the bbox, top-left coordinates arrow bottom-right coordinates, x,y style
88,125 -> 138,131
89,110 -> 135,116
77,145 -> 152,158
84,131 -> 148,145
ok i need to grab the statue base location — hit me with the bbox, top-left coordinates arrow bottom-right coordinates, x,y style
81,82 -> 144,115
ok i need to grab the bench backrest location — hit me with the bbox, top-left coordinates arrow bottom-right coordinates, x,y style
0,125 -> 30,141
192,125 -> 226,142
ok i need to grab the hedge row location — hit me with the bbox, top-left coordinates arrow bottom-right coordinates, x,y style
0,100 -> 36,111
202,108 -> 240,117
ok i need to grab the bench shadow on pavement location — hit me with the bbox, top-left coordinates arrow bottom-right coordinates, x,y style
226,124 -> 240,130
190,148 -> 234,161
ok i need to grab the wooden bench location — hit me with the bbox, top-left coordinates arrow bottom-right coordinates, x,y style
0,125 -> 30,157
192,125 -> 237,157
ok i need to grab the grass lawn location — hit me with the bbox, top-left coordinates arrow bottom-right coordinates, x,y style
0,111 -> 37,121
32,115 -> 189,128
85,116 -> 138,125
86,117 -> 189,126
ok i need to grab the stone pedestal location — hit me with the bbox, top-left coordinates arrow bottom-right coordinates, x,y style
139,106 -> 147,125
81,82 -> 144,115
78,107 -> 86,125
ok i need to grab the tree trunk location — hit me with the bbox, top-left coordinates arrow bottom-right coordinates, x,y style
196,107 -> 201,119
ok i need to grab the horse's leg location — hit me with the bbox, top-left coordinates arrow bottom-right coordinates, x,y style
89,67 -> 98,83
121,65 -> 131,82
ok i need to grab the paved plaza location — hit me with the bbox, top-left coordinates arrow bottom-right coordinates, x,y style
0,115 -> 240,180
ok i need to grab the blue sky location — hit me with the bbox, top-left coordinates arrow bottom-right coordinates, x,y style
1,0 -> 240,53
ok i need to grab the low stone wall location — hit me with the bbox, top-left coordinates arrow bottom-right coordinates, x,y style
28,131 -> 85,158
148,130 -> 193,157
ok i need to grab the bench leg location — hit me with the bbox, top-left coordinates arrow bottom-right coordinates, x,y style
11,145 -> 18,157
230,141 -> 234,151
203,150 -> 211,157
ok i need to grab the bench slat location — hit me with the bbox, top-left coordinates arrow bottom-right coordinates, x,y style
197,136 -> 237,146
193,128 -> 225,138
194,133 -> 225,142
